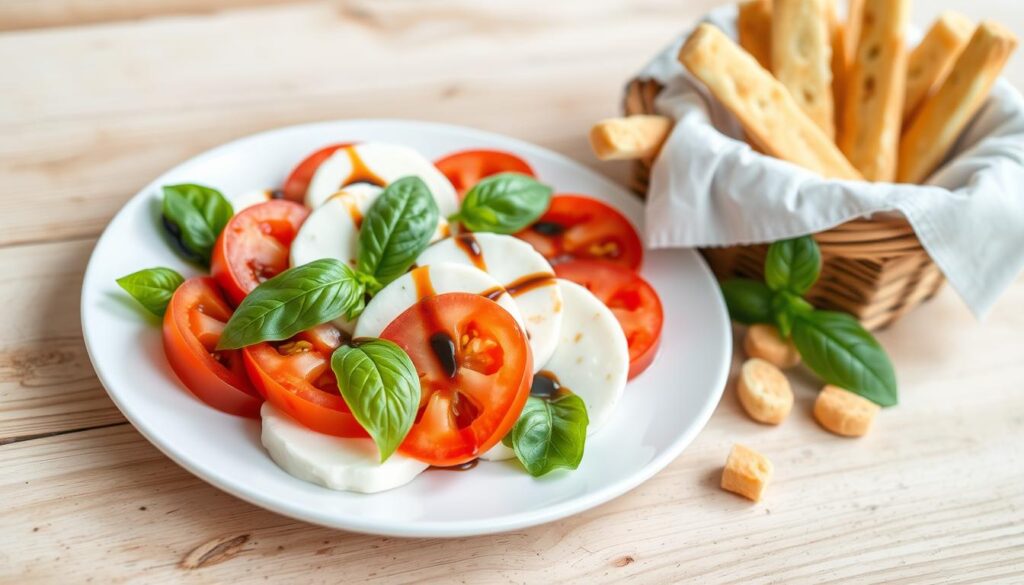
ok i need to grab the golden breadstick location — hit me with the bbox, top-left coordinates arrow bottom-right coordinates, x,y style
904,12 -> 975,120
738,0 -> 773,70
737,358 -> 794,424
838,0 -> 910,181
898,21 -> 1018,184
590,115 -> 673,160
721,444 -> 773,502
844,0 -> 864,66
678,24 -> 862,180
813,385 -> 879,437
743,324 -> 800,368
829,0 -> 846,135
772,0 -> 835,138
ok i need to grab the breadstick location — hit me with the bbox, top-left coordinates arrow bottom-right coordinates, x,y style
904,12 -> 975,120
772,0 -> 835,138
829,0 -> 846,135
838,0 -> 910,181
738,0 -> 773,70
844,0 -> 864,67
590,115 -> 673,160
678,23 -> 862,180
898,21 -> 1018,184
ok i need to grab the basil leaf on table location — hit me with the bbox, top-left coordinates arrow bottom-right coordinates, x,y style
764,236 -> 821,295
791,311 -> 898,407
331,339 -> 420,462
720,279 -> 774,324
452,173 -> 553,234
161,183 -> 233,265
116,267 -> 185,317
357,176 -> 439,289
505,393 -> 589,477
217,259 -> 365,350
770,290 -> 814,338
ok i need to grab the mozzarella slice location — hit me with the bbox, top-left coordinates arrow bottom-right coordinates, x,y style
305,142 -> 459,217
352,263 -> 525,338
481,279 -> 628,461
261,403 -> 428,494
290,184 -> 448,333
417,233 -> 562,372
230,188 -> 273,212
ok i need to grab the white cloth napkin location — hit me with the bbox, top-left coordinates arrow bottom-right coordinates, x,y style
637,6 -> 1024,318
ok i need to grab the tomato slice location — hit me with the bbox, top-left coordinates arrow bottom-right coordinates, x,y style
554,260 -> 663,379
380,293 -> 532,466
281,143 -> 351,202
434,149 -> 536,198
242,324 -> 369,438
162,277 -> 261,417
515,194 -> 644,269
211,200 -> 309,306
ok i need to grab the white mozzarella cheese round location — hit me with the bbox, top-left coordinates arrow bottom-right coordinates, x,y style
289,184 -> 448,333
304,142 -> 458,217
417,233 -> 563,372
230,188 -> 273,212
352,263 -> 525,339
260,403 -> 428,494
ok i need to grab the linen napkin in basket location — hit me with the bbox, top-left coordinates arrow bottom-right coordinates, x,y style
636,6 -> 1024,318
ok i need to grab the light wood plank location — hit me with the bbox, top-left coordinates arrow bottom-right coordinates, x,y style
0,238 -> 123,442
0,0 -> 303,32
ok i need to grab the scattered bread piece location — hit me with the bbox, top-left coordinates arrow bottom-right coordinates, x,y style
678,23 -> 862,180
590,115 -> 673,160
721,444 -> 773,501
813,385 -> 880,437
838,0 -> 910,181
737,358 -> 794,424
738,0 -> 773,70
743,324 -> 801,368
904,12 -> 975,121
898,21 -> 1018,184
772,0 -> 835,138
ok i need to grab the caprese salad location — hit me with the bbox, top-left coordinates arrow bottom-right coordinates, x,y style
116,143 -> 664,493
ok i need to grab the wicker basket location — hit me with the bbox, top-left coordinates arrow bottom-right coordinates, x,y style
624,79 -> 945,331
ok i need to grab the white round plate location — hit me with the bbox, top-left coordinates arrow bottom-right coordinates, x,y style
81,120 -> 731,538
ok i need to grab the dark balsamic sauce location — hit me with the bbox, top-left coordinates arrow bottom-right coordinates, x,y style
531,221 -> 566,236
454,233 -> 488,271
429,332 -> 458,379
431,459 -> 479,472
504,272 -> 557,298
531,370 -> 565,399
339,145 -> 387,188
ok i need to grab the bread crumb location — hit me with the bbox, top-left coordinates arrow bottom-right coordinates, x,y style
813,384 -> 880,437
721,444 -> 773,501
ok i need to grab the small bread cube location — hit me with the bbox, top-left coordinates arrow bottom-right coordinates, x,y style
737,358 -> 794,425
813,385 -> 880,437
721,444 -> 773,502
743,324 -> 801,368
589,115 -> 673,161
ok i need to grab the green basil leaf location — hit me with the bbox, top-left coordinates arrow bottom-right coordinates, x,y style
770,291 -> 813,338
116,267 -> 185,317
791,310 -> 898,407
332,339 -> 420,462
453,173 -> 553,234
720,279 -> 774,324
508,393 -> 589,477
357,177 -> 439,288
217,259 -> 365,350
764,236 -> 821,295
161,184 -> 233,265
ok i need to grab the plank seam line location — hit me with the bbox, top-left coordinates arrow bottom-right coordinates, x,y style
0,420 -> 128,446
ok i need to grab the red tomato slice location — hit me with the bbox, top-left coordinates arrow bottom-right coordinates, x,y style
515,194 -> 644,269
242,324 -> 369,438
434,149 -> 536,198
281,143 -> 351,202
163,277 -> 261,417
211,200 -> 309,306
380,293 -> 532,466
554,260 -> 664,380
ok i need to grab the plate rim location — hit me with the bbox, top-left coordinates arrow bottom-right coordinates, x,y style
80,118 -> 731,537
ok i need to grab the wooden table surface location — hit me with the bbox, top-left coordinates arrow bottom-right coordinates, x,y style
2,1 -> 1023,582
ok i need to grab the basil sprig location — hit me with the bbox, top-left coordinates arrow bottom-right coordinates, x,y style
116,267 -> 185,317
357,176 -> 439,290
331,339 -> 420,461
504,393 -> 589,477
161,184 -> 233,265
217,259 -> 365,350
719,236 -> 898,406
450,173 -> 553,234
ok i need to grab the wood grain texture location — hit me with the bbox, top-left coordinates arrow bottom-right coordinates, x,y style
2,0 -> 1024,582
